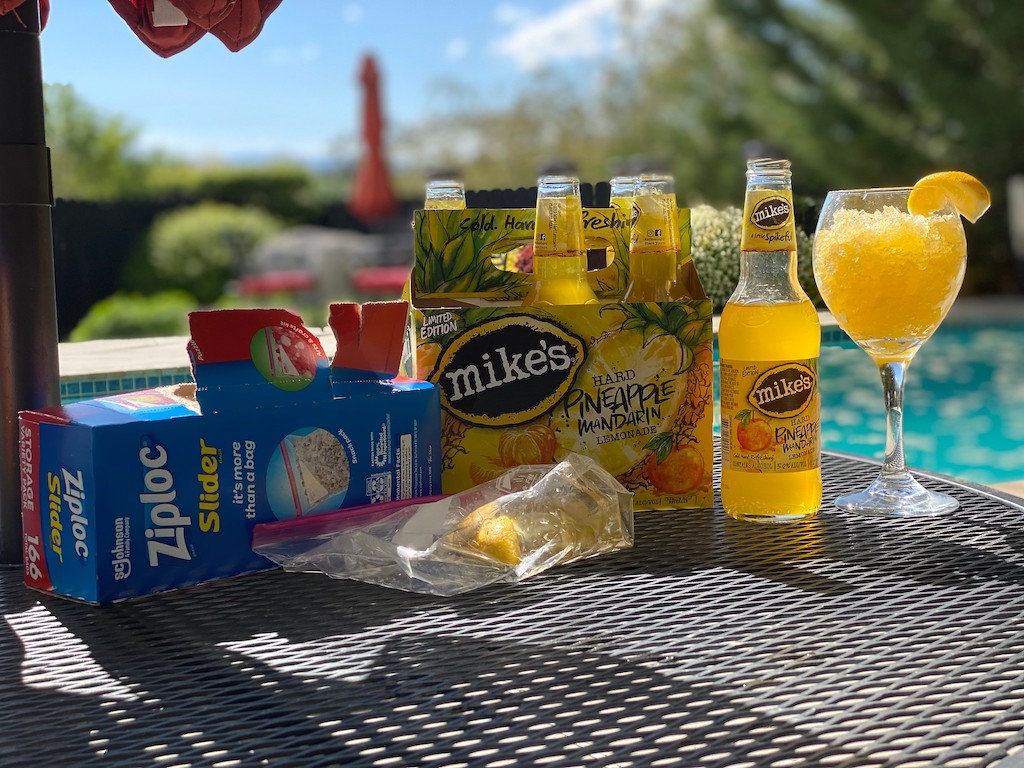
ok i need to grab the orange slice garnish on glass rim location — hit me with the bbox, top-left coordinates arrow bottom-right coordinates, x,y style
907,171 -> 991,223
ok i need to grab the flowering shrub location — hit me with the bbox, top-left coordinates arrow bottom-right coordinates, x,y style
689,204 -> 821,313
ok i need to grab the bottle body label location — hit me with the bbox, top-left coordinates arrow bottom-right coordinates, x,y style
720,357 -> 820,473
741,189 -> 796,252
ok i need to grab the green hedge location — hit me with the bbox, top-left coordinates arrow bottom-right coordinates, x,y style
69,291 -> 197,342
147,202 -> 283,304
145,164 -> 326,223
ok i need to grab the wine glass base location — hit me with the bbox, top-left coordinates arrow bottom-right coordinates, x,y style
834,474 -> 959,518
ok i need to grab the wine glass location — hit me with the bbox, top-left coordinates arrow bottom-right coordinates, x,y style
812,187 -> 967,516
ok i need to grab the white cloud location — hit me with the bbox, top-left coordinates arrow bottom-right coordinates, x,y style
298,42 -> 321,62
268,43 -> 321,65
342,3 -> 364,24
492,0 -> 680,72
494,3 -> 530,25
445,37 -> 469,62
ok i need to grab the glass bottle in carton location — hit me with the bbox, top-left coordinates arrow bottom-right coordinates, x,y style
523,174 -> 599,307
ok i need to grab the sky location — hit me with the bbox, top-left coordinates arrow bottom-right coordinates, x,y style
39,0 -> 675,167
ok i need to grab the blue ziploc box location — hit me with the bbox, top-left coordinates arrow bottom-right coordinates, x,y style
19,302 -> 441,604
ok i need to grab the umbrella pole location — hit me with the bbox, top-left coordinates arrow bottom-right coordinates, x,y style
0,1 -> 60,566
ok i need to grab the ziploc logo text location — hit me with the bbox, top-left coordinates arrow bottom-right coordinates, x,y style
46,468 -> 89,563
139,439 -> 193,566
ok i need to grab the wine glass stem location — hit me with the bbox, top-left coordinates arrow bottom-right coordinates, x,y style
879,360 -> 911,480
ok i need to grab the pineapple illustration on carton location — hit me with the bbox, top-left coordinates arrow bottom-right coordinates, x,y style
409,202 -> 714,510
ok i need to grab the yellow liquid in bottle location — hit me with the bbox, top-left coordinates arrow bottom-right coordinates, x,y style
424,198 -> 466,210
523,254 -> 599,306
623,251 -> 676,302
718,299 -> 822,522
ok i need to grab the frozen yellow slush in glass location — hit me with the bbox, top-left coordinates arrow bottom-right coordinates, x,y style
811,170 -> 990,518
813,205 -> 967,363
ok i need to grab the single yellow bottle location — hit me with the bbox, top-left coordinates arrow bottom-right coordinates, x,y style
609,173 -> 635,216
719,158 -> 821,523
523,174 -> 599,307
623,174 -> 690,302
424,169 -> 466,210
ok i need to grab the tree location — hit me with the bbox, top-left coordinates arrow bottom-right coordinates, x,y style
707,1 -> 1022,182
393,70 -> 608,193
643,0 -> 1022,288
590,3 -> 757,205
401,1 -> 1021,290
43,83 -> 157,200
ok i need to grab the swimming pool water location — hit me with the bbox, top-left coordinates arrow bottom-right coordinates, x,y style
715,321 -> 1024,486
819,322 -> 1024,485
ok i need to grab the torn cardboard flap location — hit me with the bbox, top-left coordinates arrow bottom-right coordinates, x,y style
188,307 -> 332,412
329,301 -> 408,383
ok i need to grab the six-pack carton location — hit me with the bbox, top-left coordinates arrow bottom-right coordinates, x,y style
408,200 -> 715,510
19,302 -> 441,604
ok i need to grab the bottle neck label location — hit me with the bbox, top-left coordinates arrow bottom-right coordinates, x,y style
741,189 -> 796,252
630,194 -> 680,253
535,196 -> 584,257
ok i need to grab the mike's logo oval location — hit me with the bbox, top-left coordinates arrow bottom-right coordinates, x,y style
748,362 -> 816,418
434,315 -> 586,427
749,196 -> 792,229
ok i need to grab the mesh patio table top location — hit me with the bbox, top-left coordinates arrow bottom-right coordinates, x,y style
2,449 -> 1024,768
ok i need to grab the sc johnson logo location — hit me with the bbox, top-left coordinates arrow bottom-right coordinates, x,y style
435,315 -> 585,427
748,363 -> 816,418
750,196 -> 792,229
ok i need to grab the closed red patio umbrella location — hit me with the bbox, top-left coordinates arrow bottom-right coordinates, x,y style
348,54 -> 399,224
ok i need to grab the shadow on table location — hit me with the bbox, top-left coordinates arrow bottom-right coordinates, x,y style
3,582 -> 839,766
576,500 -> 1024,599
3,477 -> 1024,766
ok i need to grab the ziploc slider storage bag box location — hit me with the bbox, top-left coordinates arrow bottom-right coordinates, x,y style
408,202 -> 714,510
19,302 -> 441,604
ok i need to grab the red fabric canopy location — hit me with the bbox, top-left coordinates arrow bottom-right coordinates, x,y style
0,0 -> 282,56
107,0 -> 284,56
0,0 -> 48,27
